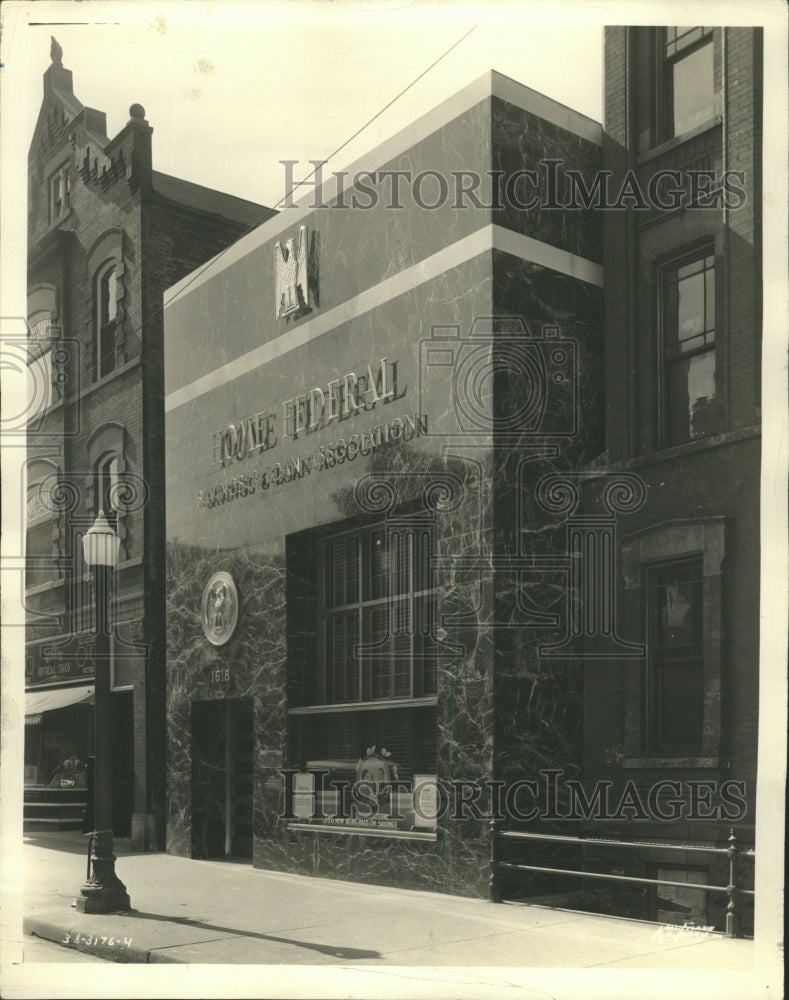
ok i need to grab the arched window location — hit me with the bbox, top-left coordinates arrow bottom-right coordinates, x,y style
96,452 -> 120,531
27,284 -> 59,413
95,260 -> 118,379
27,312 -> 54,414
88,231 -> 124,383
87,424 -> 127,561
26,460 -> 58,590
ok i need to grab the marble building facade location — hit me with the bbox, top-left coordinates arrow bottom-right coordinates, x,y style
163,71 -> 606,895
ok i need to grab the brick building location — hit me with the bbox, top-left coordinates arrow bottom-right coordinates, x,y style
563,26 -> 762,930
24,39 -> 274,849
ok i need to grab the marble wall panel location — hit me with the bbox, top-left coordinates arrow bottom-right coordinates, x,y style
489,254 -> 604,825
166,443 -> 497,895
492,96 -> 603,264
166,541 -> 287,857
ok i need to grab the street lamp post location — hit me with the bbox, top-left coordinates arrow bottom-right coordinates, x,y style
75,510 -> 131,914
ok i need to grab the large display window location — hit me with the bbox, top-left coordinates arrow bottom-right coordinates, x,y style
287,519 -> 439,835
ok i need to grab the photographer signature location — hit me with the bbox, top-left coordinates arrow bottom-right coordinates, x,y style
651,921 -> 716,943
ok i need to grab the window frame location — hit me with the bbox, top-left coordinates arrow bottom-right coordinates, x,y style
25,462 -> 59,591
26,313 -> 55,415
646,557 -> 705,755
317,520 -> 437,707
95,452 -> 121,530
657,246 -> 719,448
48,161 -> 71,223
657,27 -> 715,143
621,519 -> 725,766
27,284 -> 60,413
651,864 -> 710,926
94,259 -> 118,381
85,423 -> 128,572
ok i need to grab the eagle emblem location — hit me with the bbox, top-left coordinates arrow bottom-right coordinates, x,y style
200,571 -> 239,646
274,226 -> 310,319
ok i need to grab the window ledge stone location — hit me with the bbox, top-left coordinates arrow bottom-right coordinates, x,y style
286,822 -> 436,842
638,118 -> 721,166
622,756 -> 721,769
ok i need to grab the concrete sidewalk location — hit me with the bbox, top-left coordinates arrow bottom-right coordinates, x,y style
18,830 -> 758,972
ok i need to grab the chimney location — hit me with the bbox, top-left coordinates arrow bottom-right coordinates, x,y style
113,104 -> 153,196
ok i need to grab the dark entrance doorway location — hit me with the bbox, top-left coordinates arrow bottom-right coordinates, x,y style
111,691 -> 134,837
191,699 -> 253,860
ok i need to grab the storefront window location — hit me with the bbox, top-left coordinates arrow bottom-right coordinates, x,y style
287,520 -> 439,834
24,703 -> 93,787
288,705 -> 438,834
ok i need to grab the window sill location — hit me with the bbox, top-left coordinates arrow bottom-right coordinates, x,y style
287,822 -> 436,842
622,757 -> 721,769
64,356 -> 139,405
637,118 -> 721,166
590,424 -> 761,473
43,208 -> 74,234
288,696 -> 438,715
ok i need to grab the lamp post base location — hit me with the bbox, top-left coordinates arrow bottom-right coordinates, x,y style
75,831 -> 131,914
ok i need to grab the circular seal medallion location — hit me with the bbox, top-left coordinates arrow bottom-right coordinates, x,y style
201,571 -> 238,646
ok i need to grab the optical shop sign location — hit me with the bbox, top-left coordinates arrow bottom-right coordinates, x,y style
196,357 -> 428,509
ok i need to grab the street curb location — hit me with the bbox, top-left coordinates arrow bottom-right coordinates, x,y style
24,915 -> 181,964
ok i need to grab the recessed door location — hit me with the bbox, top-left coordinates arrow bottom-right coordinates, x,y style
191,699 -> 253,860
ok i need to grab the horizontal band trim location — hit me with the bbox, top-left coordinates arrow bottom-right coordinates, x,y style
165,224 -> 602,413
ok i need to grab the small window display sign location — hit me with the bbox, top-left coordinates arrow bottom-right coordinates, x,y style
288,753 -> 439,835
293,771 -> 318,819
412,775 -> 439,830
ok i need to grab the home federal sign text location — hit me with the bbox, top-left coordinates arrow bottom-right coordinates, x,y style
196,357 -> 428,509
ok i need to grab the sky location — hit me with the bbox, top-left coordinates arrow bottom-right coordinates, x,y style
4,1 -> 786,217
11,5 -> 606,210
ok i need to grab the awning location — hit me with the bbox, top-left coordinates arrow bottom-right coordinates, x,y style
25,685 -> 94,723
